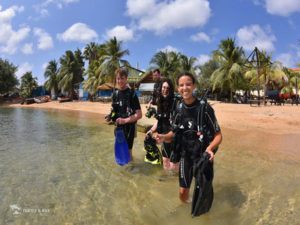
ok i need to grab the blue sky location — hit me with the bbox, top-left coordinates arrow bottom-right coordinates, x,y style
1,0 -> 300,84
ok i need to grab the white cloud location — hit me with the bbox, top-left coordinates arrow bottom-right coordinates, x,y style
34,0 -> 79,17
22,43 -> 33,54
237,24 -> 276,51
42,63 -> 48,70
190,32 -> 211,43
158,45 -> 179,53
196,54 -> 210,65
34,28 -> 53,50
0,5 -> 30,54
16,62 -> 34,79
127,0 -> 156,17
105,26 -> 134,42
276,53 -> 297,68
57,23 -> 98,43
126,0 -> 211,35
264,0 -> 300,16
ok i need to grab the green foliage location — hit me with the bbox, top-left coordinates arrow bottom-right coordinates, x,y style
198,58 -> 220,90
83,37 -> 130,95
58,49 -> 84,96
0,58 -> 19,94
281,67 -> 300,94
211,38 -> 246,101
244,50 -> 288,92
149,51 -> 198,88
20,72 -> 38,98
44,60 -> 59,98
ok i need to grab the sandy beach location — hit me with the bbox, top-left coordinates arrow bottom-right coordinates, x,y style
5,100 -> 300,135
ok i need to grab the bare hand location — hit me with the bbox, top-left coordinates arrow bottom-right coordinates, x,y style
116,118 -> 127,125
155,134 -> 165,144
146,130 -> 153,136
205,149 -> 214,162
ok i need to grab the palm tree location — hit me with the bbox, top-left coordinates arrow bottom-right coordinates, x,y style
211,38 -> 246,102
44,59 -> 59,99
20,72 -> 38,98
179,54 -> 197,74
198,58 -> 220,91
58,50 -> 84,98
83,60 -> 103,97
244,51 -> 288,95
83,42 -> 98,64
97,37 -> 130,85
83,44 -> 107,96
150,51 -> 180,77
281,67 -> 300,96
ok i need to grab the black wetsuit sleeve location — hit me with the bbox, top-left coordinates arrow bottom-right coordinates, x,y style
152,82 -> 160,105
131,91 -> 141,112
111,91 -> 118,113
171,107 -> 180,133
205,103 -> 221,135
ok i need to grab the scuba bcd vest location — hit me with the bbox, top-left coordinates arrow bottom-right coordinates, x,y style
107,87 -> 136,122
172,97 -> 214,159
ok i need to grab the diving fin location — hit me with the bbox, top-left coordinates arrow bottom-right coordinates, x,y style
114,128 -> 130,166
191,152 -> 214,217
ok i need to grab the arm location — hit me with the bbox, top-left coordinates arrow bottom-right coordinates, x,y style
147,99 -> 153,109
146,121 -> 158,136
155,130 -> 174,144
116,109 -> 142,125
205,131 -> 222,162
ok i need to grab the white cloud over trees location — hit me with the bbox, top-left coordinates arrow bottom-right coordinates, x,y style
237,24 -> 276,51
57,23 -> 98,43
105,26 -> 134,42
34,28 -> 53,50
126,0 -> 211,34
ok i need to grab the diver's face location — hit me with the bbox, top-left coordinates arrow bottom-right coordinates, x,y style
177,75 -> 195,103
153,71 -> 161,82
161,82 -> 170,98
116,74 -> 127,90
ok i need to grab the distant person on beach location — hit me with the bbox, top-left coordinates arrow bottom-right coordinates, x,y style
105,68 -> 142,162
146,78 -> 179,172
147,69 -> 162,108
156,72 -> 222,204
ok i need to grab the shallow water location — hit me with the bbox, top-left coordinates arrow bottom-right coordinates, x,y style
0,107 -> 299,225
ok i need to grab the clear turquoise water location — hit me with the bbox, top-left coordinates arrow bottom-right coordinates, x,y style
0,107 -> 299,225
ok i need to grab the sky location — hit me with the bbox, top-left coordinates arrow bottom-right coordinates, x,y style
1,0 -> 300,85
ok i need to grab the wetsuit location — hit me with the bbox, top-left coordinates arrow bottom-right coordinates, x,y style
156,102 -> 172,158
152,80 -> 161,106
111,88 -> 141,149
172,99 -> 221,188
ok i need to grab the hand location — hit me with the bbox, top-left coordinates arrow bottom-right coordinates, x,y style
116,118 -> 127,125
205,148 -> 214,162
155,134 -> 165,144
146,129 -> 153,136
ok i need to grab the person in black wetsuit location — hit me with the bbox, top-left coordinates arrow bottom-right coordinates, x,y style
105,68 -> 142,162
147,69 -> 161,108
146,78 -> 179,171
156,72 -> 222,203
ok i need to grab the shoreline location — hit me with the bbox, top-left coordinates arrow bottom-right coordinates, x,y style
3,100 -> 300,135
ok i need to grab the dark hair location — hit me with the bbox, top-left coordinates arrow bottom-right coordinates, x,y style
176,72 -> 195,85
153,69 -> 160,74
156,78 -> 174,116
115,68 -> 128,78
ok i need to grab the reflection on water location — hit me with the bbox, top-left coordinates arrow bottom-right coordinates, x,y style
0,107 -> 299,225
